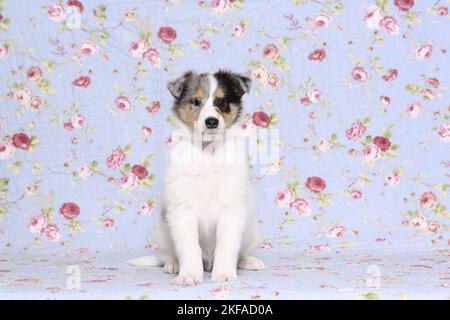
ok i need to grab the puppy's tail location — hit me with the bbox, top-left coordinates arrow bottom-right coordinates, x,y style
126,256 -> 162,267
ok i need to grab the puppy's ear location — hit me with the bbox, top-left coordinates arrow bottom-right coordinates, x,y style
235,74 -> 252,95
167,71 -> 194,99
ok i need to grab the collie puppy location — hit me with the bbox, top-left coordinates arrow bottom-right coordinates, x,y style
127,70 -> 264,285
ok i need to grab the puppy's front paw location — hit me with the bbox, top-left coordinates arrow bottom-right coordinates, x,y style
210,270 -> 237,282
171,273 -> 203,286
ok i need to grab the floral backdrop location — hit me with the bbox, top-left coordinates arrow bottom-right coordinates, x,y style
0,0 -> 449,299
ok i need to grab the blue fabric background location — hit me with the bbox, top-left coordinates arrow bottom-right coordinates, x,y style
0,0 -> 448,299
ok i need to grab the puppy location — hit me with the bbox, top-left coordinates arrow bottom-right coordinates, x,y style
127,70 -> 264,285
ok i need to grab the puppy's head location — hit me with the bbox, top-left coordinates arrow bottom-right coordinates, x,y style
168,70 -> 251,136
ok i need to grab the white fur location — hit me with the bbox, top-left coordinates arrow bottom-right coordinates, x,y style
127,73 -> 264,286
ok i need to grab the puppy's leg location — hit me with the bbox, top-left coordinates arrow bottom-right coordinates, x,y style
167,209 -> 203,286
211,212 -> 246,282
237,219 -> 265,271
156,213 -> 178,273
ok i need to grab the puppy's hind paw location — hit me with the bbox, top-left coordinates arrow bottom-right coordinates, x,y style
163,260 -> 179,274
238,256 -> 265,271
171,274 -> 203,286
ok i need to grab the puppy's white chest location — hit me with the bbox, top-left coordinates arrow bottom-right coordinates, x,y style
182,165 -> 247,211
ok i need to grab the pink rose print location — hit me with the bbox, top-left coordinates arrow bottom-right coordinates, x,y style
210,0 -> 230,14
420,88 -> 435,101
362,143 -> 381,162
232,21 -> 247,37
102,217 -> 114,227
41,224 -> 61,242
250,65 -> 268,82
438,124 -> 450,142
146,101 -> 160,114
382,69 -> 398,83
380,16 -> 400,35
380,96 -> 391,105
0,43 -> 10,59
72,76 -> 91,88
75,165 -> 91,180
427,77 -> 440,88
419,191 -> 436,209
129,40 -> 148,58
263,44 -> 278,60
252,111 -> 270,128
131,165 -> 148,180
142,126 -> 152,136
139,202 -> 155,216
157,26 -> 177,44
350,189 -> 363,199
29,96 -> 42,111
394,0 -> 414,12
71,114 -> 85,129
407,103 -> 421,118
309,244 -> 330,252
373,136 -> 391,152
143,48 -> 161,67
300,97 -> 311,106
307,89 -> 321,103
316,138 -> 331,152
106,147 -> 126,169
289,198 -> 311,216
115,96 -> 132,111
351,67 -> 368,82
27,215 -> 47,233
119,172 -> 138,191
26,66 -> 42,84
60,202 -> 80,220
0,142 -> 16,160
346,121 -> 366,141
67,0 -> 84,14
314,12 -> 331,28
275,189 -> 295,208
209,287 -> 230,300
327,225 -> 345,238
79,40 -> 98,56
386,172 -> 401,186
364,5 -> 383,30
265,74 -> 279,90
64,114 -> 85,131
427,221 -> 440,233
199,40 -> 210,50
438,7 -> 448,16
305,176 -> 326,193
13,88 -> 31,105
12,133 -> 31,150
308,48 -> 326,62
415,44 -> 433,60
409,216 -> 427,230
47,3 -> 67,22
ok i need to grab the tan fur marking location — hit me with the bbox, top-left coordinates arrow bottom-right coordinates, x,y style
177,102 -> 199,128
220,103 -> 240,127
195,88 -> 206,99
214,87 -> 225,98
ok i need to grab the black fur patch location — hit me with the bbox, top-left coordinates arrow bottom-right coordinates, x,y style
214,70 -> 247,104
213,70 -> 251,125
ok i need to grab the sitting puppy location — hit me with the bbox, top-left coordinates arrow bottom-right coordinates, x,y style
127,70 -> 264,285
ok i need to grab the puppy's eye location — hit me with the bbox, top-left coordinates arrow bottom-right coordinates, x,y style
217,98 -> 225,107
191,97 -> 201,107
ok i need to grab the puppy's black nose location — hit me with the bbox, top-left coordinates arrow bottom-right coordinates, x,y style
205,117 -> 219,129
